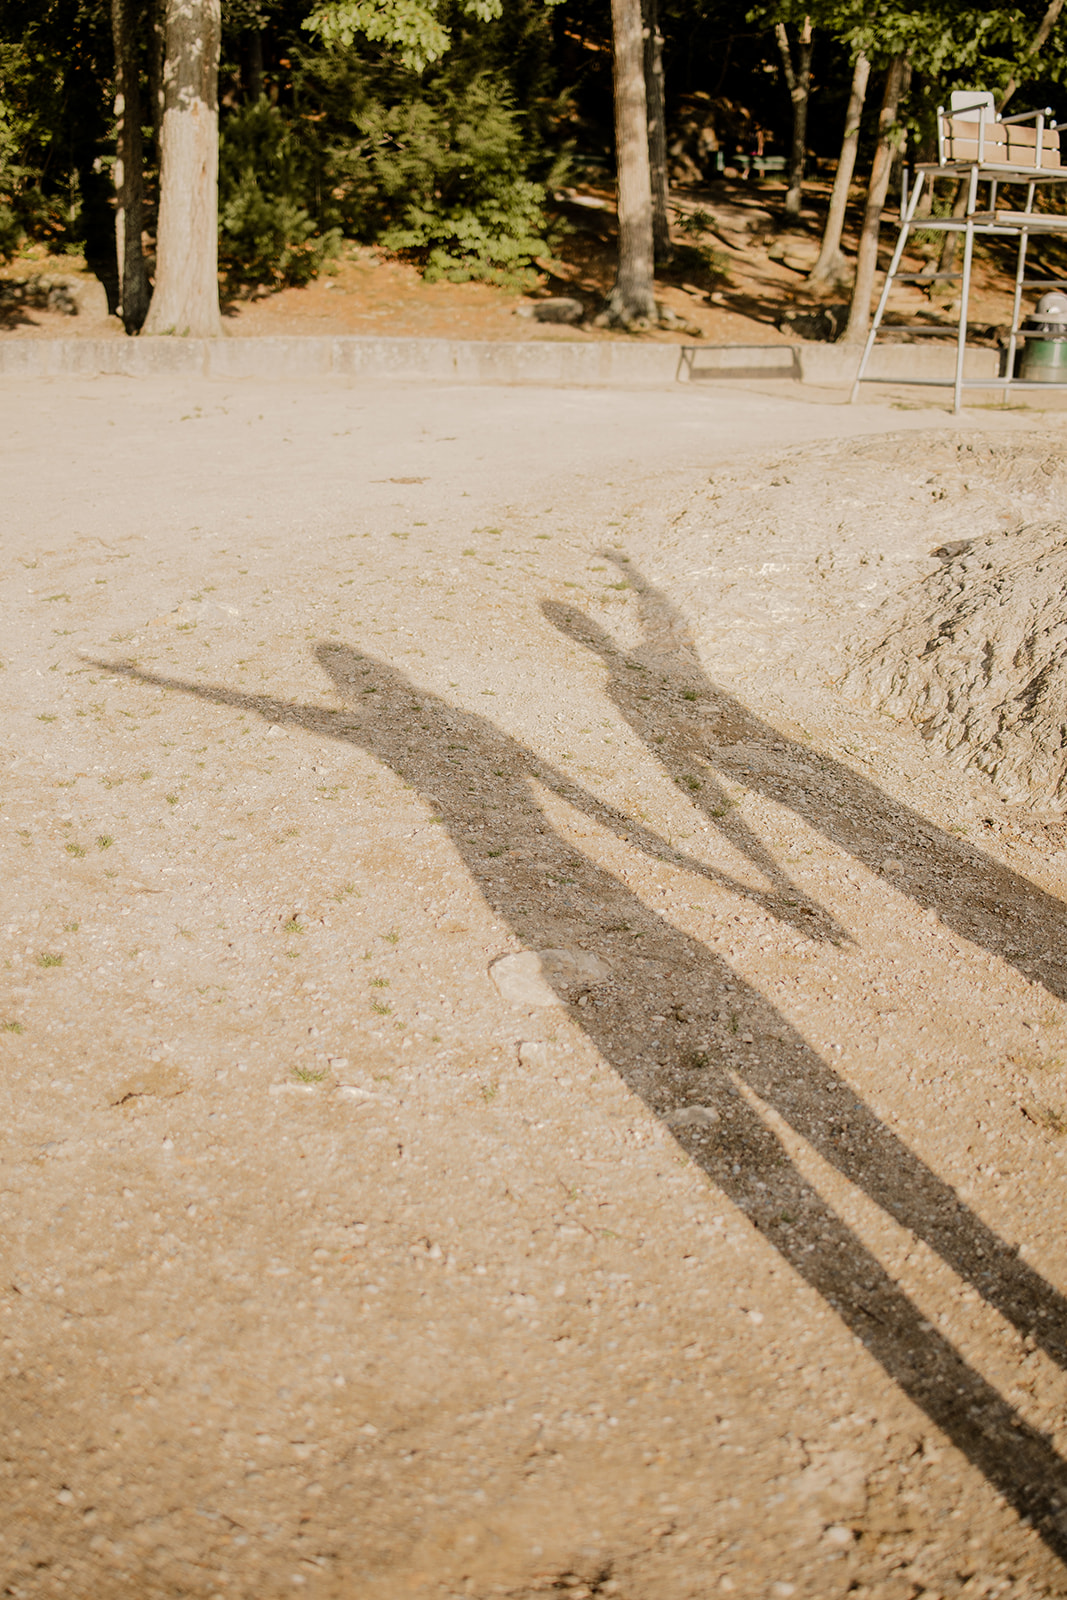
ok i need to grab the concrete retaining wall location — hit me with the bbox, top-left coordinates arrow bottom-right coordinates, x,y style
0,332 -> 1006,388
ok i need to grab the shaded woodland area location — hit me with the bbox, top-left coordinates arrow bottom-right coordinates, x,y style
2,0 -> 1067,336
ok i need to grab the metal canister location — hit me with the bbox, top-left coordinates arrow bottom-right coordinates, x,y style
1020,291 -> 1067,381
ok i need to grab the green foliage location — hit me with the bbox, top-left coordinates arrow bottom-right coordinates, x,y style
0,202 -> 22,261
259,37 -> 559,286
0,4 -> 112,257
218,98 -> 340,289
306,0 -> 515,71
341,73 -> 551,284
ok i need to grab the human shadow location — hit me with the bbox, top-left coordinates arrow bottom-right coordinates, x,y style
99,649 -> 1067,1560
546,555 -> 1067,1006
544,566 -> 1067,1376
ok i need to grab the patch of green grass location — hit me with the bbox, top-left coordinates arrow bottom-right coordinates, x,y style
283,917 -> 304,935
682,689 -> 698,702
480,1082 -> 499,1103
382,930 -> 400,945
96,835 -> 113,850
165,794 -> 179,806
63,921 -> 79,934
678,775 -> 702,792
371,1000 -> 392,1015
37,714 -> 58,723
2,1020 -> 23,1034
292,1065 -> 327,1083
38,953 -> 63,968
65,842 -> 86,857
370,977 -> 389,988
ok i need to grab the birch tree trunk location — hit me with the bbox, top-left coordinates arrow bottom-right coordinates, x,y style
143,0 -> 222,337
604,0 -> 657,325
808,51 -> 869,289
111,0 -> 151,334
843,53 -> 907,344
642,0 -> 671,265
776,16 -> 813,219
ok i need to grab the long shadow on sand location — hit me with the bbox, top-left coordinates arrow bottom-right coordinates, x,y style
100,621 -> 1067,1561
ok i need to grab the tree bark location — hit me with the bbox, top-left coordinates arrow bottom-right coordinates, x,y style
111,0 -> 151,334
604,0 -> 657,325
642,0 -> 671,265
935,178 -> 970,280
999,0 -> 1064,113
775,16 -> 813,220
808,51 -> 869,288
245,29 -> 264,102
143,0 -> 222,337
843,52 -> 907,344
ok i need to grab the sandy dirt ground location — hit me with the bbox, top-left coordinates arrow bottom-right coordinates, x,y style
4,376 -> 1067,1600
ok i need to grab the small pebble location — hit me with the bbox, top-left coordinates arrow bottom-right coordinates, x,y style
666,1105 -> 720,1129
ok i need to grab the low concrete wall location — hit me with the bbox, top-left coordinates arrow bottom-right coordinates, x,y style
0,335 -> 687,386
798,340 -> 1001,387
0,331 -> 1005,389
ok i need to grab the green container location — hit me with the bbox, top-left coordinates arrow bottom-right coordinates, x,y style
1020,334 -> 1067,382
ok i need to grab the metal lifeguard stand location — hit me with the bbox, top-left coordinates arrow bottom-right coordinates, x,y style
850,91 -> 1067,412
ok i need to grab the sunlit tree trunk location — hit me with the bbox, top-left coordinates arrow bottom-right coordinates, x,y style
643,0 -> 671,264
776,16 -> 813,220
604,0 -> 657,325
808,51 -> 869,289
844,53 -> 907,343
111,0 -> 151,333
143,0 -> 222,337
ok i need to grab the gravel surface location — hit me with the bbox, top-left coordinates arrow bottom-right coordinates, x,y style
3,377 -> 1067,1600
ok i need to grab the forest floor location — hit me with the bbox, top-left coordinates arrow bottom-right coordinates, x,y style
4,374 -> 1067,1600
0,175 -> 1035,347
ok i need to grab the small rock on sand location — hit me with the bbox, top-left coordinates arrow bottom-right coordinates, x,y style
665,1104 -> 720,1130
490,948 -> 611,1008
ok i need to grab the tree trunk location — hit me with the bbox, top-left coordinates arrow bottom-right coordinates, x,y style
603,0 -> 657,326
808,51 -> 869,288
245,29 -> 264,102
843,53 -> 907,344
935,178 -> 970,280
111,0 -> 151,334
775,16 -> 813,220
143,0 -> 222,338
642,0 -> 671,265
999,0 -> 1064,112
